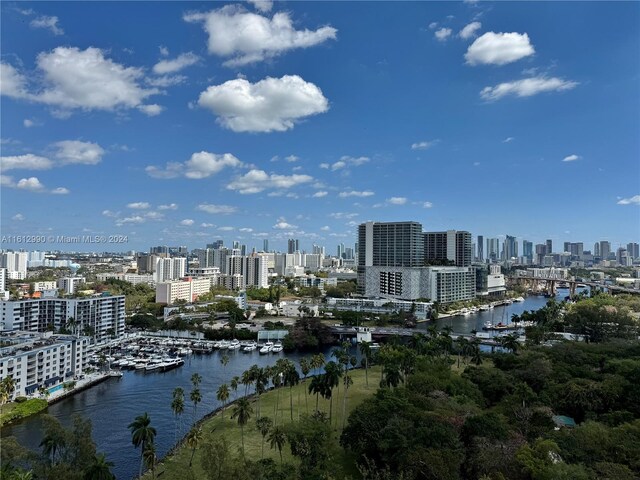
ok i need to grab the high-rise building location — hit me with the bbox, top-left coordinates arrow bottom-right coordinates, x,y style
523,240 -> 533,262
263,239 -> 269,252
288,239 -> 299,254
154,257 -> 186,283
487,238 -> 500,262
535,244 -> 547,265
424,230 -> 472,267
599,241 -> 611,260
627,243 -> 639,260
1,252 -> 28,278
594,242 -> 600,257
503,235 -> 518,260
563,242 -> 571,253
546,239 -> 553,255
206,240 -> 224,250
357,221 -> 424,294
569,243 -> 584,258
477,235 -> 484,262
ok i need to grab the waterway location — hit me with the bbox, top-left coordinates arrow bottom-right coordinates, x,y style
2,289 -> 582,479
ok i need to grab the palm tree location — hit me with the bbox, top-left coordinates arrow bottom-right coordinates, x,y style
311,353 -> 325,376
255,416 -> 273,459
359,342 -> 372,387
171,387 -> 185,443
143,443 -> 157,479
190,388 -> 202,424
83,453 -> 115,480
271,362 -> 285,424
230,376 -> 240,400
220,354 -> 230,374
241,368 -> 254,396
216,383 -> 230,419
282,360 -> 300,421
231,397 -> 253,459
323,361 -> 342,423
500,334 -> 521,355
309,375 -> 324,412
456,337 -> 470,368
0,376 -> 16,413
186,427 -> 203,467
13,471 -> 34,480
254,367 -> 269,418
469,339 -> 482,365
128,412 -> 157,479
40,431 -> 65,465
342,372 -> 354,429
191,373 -> 202,388
268,425 -> 287,465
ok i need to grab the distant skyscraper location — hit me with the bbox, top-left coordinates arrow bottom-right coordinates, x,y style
628,243 -> 639,260
503,235 -> 518,260
206,240 -> 224,250
523,240 -> 533,261
487,238 -> 500,262
263,239 -> 269,252
599,241 -> 611,259
569,243 -> 584,258
594,242 -> 600,257
477,235 -> 484,262
287,239 -> 299,254
535,244 -> 547,265
546,239 -> 553,254
563,242 -> 571,253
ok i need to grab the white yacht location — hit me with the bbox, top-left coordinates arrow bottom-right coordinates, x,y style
259,342 -> 274,354
228,339 -> 241,350
271,342 -> 283,353
242,341 -> 257,352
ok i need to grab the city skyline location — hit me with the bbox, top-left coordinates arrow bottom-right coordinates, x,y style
1,2 -> 639,251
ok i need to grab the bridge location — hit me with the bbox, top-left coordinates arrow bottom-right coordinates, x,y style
512,275 -> 640,296
329,325 -> 509,347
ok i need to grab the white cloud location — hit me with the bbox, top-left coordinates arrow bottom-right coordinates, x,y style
153,52 -> 200,75
196,204 -> 237,214
180,219 -> 195,226
218,226 -> 235,231
33,47 -> 159,113
313,191 -> 328,198
102,210 -> 119,217
428,22 -> 438,30
459,21 -> 481,40
16,177 -> 45,192
320,226 -> 330,231
12,213 -> 25,221
127,202 -> 151,209
465,32 -> 535,66
184,5 -> 337,67
339,190 -> 374,198
54,140 -> 105,165
146,75 -> 187,88
562,154 -> 581,162
51,187 -> 70,194
388,197 -> 407,205
285,155 -> 299,162
30,15 -> 64,35
473,162 -> 481,166
411,140 -> 439,150
0,62 -> 31,99
0,154 -> 53,172
247,0 -> 273,13
239,227 -> 253,232
200,223 -> 215,227
146,151 -> 243,179
329,212 -> 358,219
227,169 -> 313,194
273,221 -> 296,229
435,28 -> 452,42
159,46 -> 169,56
617,195 -> 640,205
480,76 -> 578,101
198,75 -> 329,133
143,211 -> 164,220
422,201 -> 433,208
138,104 -> 164,116
23,119 -> 36,128
116,215 -> 146,225
158,203 -> 178,210
503,137 -> 515,143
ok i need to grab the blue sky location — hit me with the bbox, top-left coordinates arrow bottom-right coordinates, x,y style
1,1 -> 639,253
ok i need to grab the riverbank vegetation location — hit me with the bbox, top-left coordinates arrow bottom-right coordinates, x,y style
0,398 -> 48,428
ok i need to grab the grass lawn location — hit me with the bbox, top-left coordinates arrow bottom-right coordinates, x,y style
0,398 -> 48,427
147,365 -> 382,480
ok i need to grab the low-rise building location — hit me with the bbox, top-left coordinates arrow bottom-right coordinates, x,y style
325,297 -> 433,319
0,332 -> 90,397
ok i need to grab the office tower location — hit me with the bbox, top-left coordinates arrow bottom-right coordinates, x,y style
288,238 -> 299,254
357,221 -> 424,294
477,235 -> 484,262
240,244 -> 247,256
233,241 -> 240,250
150,245 -> 169,255
599,241 -> 611,259
312,244 -> 325,255
594,242 -> 600,257
617,247 -> 626,265
523,240 -> 533,261
563,242 -> 571,253
487,238 -> 500,262
263,239 -> 269,252
424,230 -> 472,267
535,244 -> 547,265
337,243 -> 345,259
569,242 -> 584,258
627,243 -> 639,260
546,239 -> 553,255
206,240 -> 224,250
503,235 -> 518,260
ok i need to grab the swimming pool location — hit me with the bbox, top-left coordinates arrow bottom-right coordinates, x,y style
48,384 -> 63,394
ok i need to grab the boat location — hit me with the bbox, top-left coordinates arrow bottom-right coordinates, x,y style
217,340 -> 230,350
145,358 -> 165,371
228,339 -> 241,350
271,342 -> 283,353
242,341 -> 257,352
177,347 -> 192,356
479,305 -> 490,311
513,296 -> 525,302
259,342 -> 274,354
161,357 -> 184,372
483,321 -> 493,330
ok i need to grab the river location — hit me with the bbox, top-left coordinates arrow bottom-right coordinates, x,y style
2,290 -> 579,479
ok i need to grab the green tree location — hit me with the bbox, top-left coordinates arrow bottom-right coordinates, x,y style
231,397 -> 254,459
83,454 -> 114,480
268,425 -> 287,466
255,416 -> 273,460
299,357 -> 311,413
128,413 -> 157,479
143,443 -> 157,479
359,341 -> 372,387
190,388 -> 202,425
171,387 -> 185,443
216,384 -> 230,419
282,360 -> 300,421
186,427 -> 203,467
